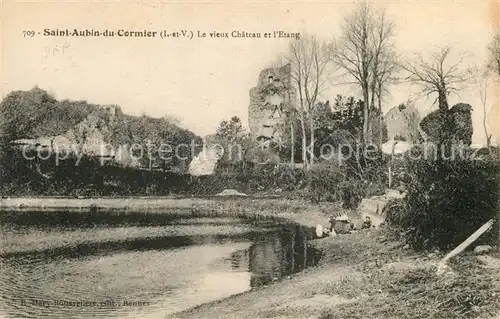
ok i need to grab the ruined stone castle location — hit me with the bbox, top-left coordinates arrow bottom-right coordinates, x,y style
248,64 -> 295,144
384,101 -> 422,143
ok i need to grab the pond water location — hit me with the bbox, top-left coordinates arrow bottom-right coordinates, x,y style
0,210 -> 321,318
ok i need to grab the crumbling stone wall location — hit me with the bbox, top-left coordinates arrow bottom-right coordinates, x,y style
420,103 -> 473,146
384,102 -> 421,142
248,64 -> 295,142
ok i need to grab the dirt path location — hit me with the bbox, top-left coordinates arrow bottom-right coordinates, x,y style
171,264 -> 360,319
363,209 -> 385,227
171,232 -> 372,319
172,230 -> 411,319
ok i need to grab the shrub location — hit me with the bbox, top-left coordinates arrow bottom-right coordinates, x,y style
304,160 -> 372,208
387,150 -> 500,250
187,162 -> 307,196
383,198 -> 406,226
273,164 -> 302,191
338,178 -> 366,209
365,179 -> 387,197
306,161 -> 344,202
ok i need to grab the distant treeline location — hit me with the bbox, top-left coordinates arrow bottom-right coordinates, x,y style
0,87 -> 206,195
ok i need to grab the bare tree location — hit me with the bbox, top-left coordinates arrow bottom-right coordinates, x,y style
401,46 -> 470,112
487,30 -> 500,77
288,34 -> 329,169
329,2 -> 397,144
470,65 -> 493,147
372,51 -> 399,144
373,52 -> 399,111
482,29 -> 500,146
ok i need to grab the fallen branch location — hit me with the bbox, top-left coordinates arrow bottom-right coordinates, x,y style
437,219 -> 495,274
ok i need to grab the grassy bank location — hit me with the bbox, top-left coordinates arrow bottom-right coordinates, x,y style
174,229 -> 500,319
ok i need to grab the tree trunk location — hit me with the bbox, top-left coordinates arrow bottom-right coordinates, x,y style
437,85 -> 449,111
362,85 -> 370,145
378,83 -> 384,146
309,115 -> 315,167
299,113 -> 308,170
483,98 -> 491,147
368,85 -> 377,144
290,231 -> 295,272
290,122 -> 295,164
287,83 -> 295,165
303,233 -> 307,267
388,164 -> 392,188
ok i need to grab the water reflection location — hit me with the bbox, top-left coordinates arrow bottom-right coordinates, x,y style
0,210 -> 321,318
248,225 -> 314,287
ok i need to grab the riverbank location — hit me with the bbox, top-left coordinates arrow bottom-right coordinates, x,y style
0,196 -> 344,229
3,196 -> 498,318
173,229 -> 500,319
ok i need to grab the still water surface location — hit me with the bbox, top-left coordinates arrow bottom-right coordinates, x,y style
0,210 -> 321,318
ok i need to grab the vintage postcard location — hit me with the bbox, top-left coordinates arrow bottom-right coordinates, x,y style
1,1 -> 499,318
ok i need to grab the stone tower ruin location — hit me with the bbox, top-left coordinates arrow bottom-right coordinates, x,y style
248,64 -> 296,144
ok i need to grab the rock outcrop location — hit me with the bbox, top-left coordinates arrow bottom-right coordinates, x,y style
474,245 -> 493,255
215,189 -> 248,196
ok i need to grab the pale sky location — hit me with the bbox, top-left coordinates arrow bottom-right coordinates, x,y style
1,1 -> 499,145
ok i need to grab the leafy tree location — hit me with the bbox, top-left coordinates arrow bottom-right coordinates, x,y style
216,116 -> 246,142
0,87 -> 202,184
0,87 -> 99,143
212,116 -> 256,171
331,95 -> 364,139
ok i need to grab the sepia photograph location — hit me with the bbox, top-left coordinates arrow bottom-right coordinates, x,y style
1,1 -> 499,318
